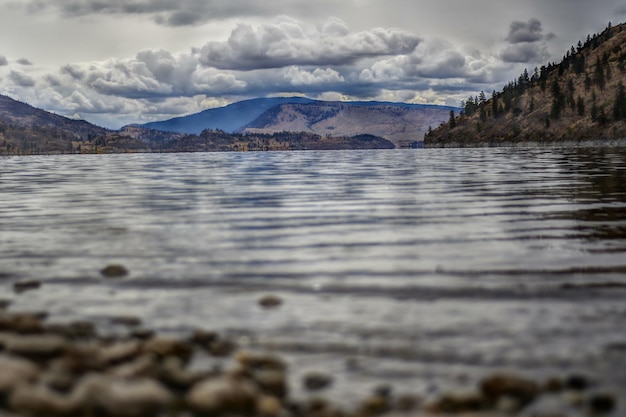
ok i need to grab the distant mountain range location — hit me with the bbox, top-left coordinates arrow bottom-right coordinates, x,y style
134,97 -> 457,147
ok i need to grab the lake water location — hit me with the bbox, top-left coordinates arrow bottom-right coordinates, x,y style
1,148 -> 625,408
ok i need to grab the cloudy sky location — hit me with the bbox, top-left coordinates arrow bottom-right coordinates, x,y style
1,0 -> 625,128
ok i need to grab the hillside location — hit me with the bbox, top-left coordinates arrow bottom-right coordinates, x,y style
138,97 -> 316,134
136,98 -> 455,148
0,94 -> 115,154
241,101 -> 456,148
0,94 -> 395,155
425,22 -> 626,147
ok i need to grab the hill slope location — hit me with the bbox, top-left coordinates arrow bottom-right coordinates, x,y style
425,22 -> 626,147
138,97 -> 316,134
241,101 -> 456,147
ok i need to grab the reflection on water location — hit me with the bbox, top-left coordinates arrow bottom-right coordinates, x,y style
1,148 -> 625,406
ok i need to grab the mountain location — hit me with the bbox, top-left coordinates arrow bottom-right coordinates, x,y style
137,97 -> 316,134
135,98 -> 456,147
0,94 -> 115,154
425,22 -> 626,147
0,93 -> 394,154
0,94 -> 108,138
240,101 -> 456,147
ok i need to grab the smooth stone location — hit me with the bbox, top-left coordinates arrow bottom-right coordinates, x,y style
302,372 -> 333,391
588,393 -> 616,414
252,369 -> 288,399
9,383 -> 78,417
257,395 -> 283,417
0,354 -> 40,397
480,373 -> 539,408
186,376 -> 260,416
100,264 -> 129,278
429,390 -> 485,414
236,352 -> 287,371
13,280 -> 41,294
565,374 -> 591,391
45,321 -> 97,340
1,333 -> 67,362
258,295 -> 283,308
74,375 -> 173,417
0,312 -> 44,334
142,335 -> 193,363
98,339 -> 142,366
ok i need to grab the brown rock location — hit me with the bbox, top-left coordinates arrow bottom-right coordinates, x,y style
0,354 -> 40,397
142,335 -> 193,363
2,333 -> 67,362
430,391 -> 485,414
588,393 -> 616,414
74,375 -> 173,417
258,295 -> 283,308
303,372 -> 333,391
100,264 -> 129,278
480,373 -> 539,408
257,395 -> 283,417
13,280 -> 42,294
9,383 -> 78,417
186,376 -> 260,416
0,312 -> 44,334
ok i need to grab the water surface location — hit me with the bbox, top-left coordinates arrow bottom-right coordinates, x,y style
1,148 -> 625,407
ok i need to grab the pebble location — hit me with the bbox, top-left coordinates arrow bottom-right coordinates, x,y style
258,295 -> 283,308
186,376 -> 260,416
1,333 -> 67,362
0,354 -> 40,396
480,373 -> 539,408
100,264 -> 129,278
303,372 -> 333,391
588,393 -> 616,414
13,280 -> 42,294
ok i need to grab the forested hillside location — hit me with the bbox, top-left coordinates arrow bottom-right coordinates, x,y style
425,22 -> 626,147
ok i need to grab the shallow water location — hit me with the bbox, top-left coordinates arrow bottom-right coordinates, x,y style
1,148 -> 626,408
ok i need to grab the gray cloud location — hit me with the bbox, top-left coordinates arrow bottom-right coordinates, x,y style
23,0 -> 352,27
617,4 -> 626,14
0,55 -> 7,66
500,43 -> 550,63
199,17 -> 420,70
9,70 -> 36,87
506,18 -> 545,43
17,58 -> 33,65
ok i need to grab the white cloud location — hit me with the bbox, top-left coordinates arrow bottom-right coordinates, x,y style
198,17 -> 421,70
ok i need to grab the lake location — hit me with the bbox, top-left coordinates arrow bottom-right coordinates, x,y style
1,148 -> 625,409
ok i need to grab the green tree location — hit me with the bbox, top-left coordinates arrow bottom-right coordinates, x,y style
449,110 -> 456,129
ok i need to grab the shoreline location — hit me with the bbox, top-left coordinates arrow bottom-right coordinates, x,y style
424,138 -> 626,148
0,302 -> 620,417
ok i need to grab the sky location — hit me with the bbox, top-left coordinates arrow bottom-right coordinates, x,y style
1,0 -> 626,129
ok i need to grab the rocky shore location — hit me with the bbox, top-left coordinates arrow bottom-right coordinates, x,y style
0,298 -> 619,417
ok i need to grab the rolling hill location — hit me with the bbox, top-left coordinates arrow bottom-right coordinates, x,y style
135,98 -> 456,147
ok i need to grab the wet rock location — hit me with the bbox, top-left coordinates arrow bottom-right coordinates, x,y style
588,393 -> 616,414
142,335 -> 193,363
303,372 -> 333,391
191,329 -> 219,347
0,299 -> 11,310
565,374 -> 590,391
543,377 -> 564,393
394,393 -> 421,411
0,354 -> 40,400
207,337 -> 237,357
13,280 -> 41,294
75,375 -> 173,417
0,312 -> 44,334
100,264 -> 129,278
257,395 -> 283,417
157,356 -> 212,392
236,352 -> 287,372
186,376 -> 260,417
1,333 -> 67,362
358,394 -> 390,416
45,321 -> 97,340
252,369 -> 288,399
480,373 -> 539,408
109,354 -> 158,379
9,383 -> 78,417
130,328 -> 155,341
429,391 -> 485,414
99,339 -> 142,366
258,295 -> 283,309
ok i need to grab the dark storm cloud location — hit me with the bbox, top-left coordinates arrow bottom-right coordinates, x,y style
17,58 -> 33,65
506,18 -> 545,43
0,55 -> 8,66
500,43 -> 548,63
9,70 -> 36,87
198,18 -> 421,70
23,0 -> 349,26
